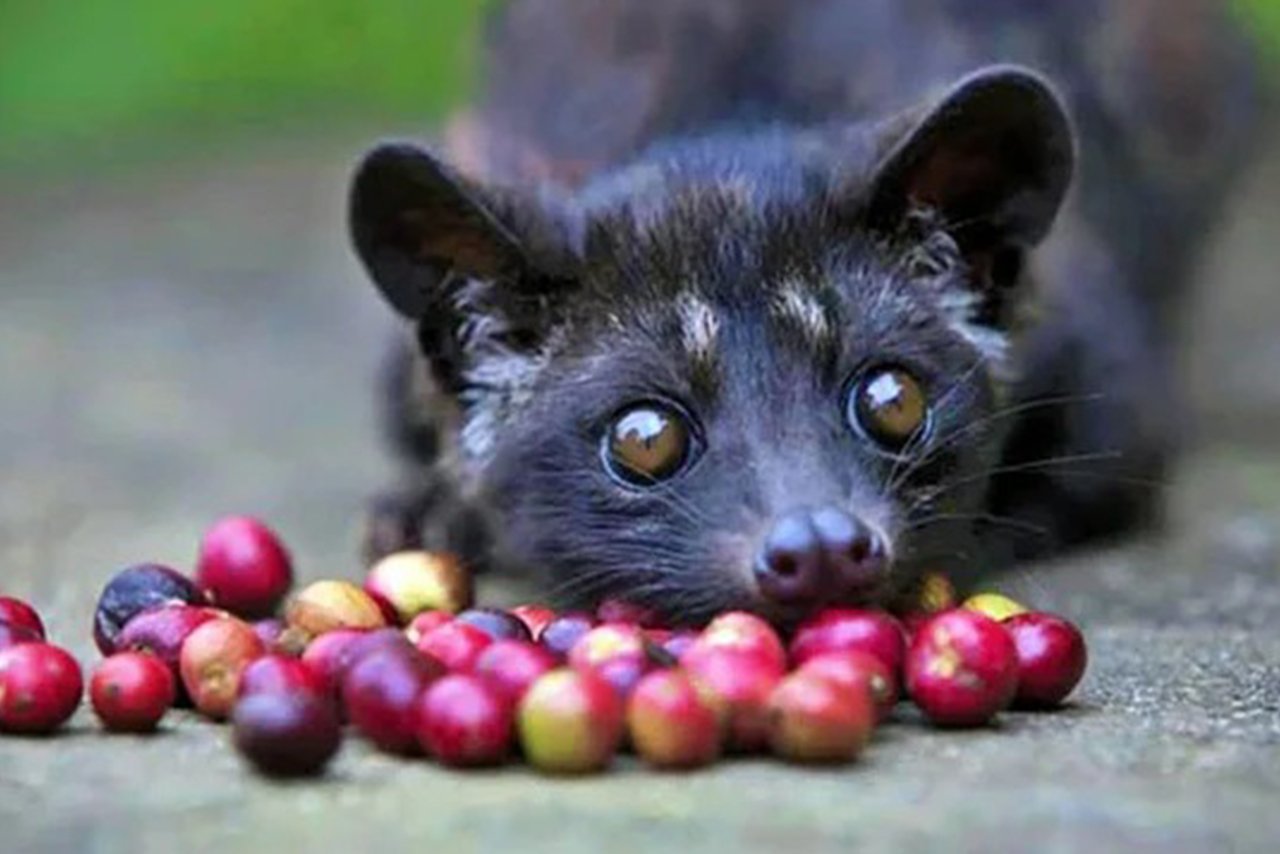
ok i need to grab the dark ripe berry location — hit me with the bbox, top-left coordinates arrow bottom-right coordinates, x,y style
592,655 -> 651,700
195,516 -> 293,620
657,630 -> 699,661
509,605 -> 556,639
0,620 -> 42,652
342,646 -> 443,754
1004,612 -> 1088,709
627,669 -> 721,769
767,671 -> 875,764
317,628 -> 419,721
238,655 -> 328,702
415,674 -> 513,766
789,609 -> 906,675
696,612 -> 787,673
455,608 -> 532,643
300,628 -> 367,698
473,640 -> 558,708
405,611 -> 453,644
117,605 -> 220,689
90,652 -> 175,732
798,649 -> 898,722
233,692 -> 341,778
343,627 -> 414,667
681,646 -> 783,752
285,580 -> 386,639
0,597 -> 45,640
537,613 -> 596,661
252,619 -> 287,652
567,624 -> 653,699
365,551 -> 473,624
415,621 -> 492,672
94,564 -> 206,655
179,617 -> 266,720
905,610 -> 1018,727
596,598 -> 663,628
518,668 -> 624,774
0,643 -> 83,734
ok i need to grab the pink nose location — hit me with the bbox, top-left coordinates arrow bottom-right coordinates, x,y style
753,506 -> 887,607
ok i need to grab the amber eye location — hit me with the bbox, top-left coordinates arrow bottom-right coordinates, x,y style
603,403 -> 694,485
850,367 -> 929,450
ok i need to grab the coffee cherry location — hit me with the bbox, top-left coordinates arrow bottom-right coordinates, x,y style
117,605 -> 220,692
285,580 -> 386,639
415,621 -> 492,672
962,592 -> 1029,622
797,649 -> 898,722
473,640 -> 558,708
905,610 -> 1018,727
789,608 -> 905,675
681,646 -> 782,752
405,611 -> 453,644
94,564 -> 206,655
627,669 -> 721,769
233,692 -> 341,778
455,608 -> 532,643
179,617 -> 266,720
300,628 -> 367,699
195,516 -> 293,620
518,669 -> 624,774
0,597 -> 45,640
415,674 -> 513,766
537,613 -> 596,661
238,654 -> 328,703
568,623 -> 654,699
695,612 -> 787,673
0,621 -> 42,653
509,605 -> 557,639
655,630 -> 699,661
342,646 -> 443,754
767,670 -> 874,764
364,551 -> 473,624
251,618 -> 288,652
90,652 -> 175,732
1004,612 -> 1087,708
0,643 -> 83,734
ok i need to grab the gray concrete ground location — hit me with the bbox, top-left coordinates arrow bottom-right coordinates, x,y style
1,130 -> 1279,853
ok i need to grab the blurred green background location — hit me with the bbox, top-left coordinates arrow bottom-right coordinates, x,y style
0,0 -> 1274,178
0,0 -> 490,175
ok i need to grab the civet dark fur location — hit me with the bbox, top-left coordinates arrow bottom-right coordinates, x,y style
348,0 -> 1262,623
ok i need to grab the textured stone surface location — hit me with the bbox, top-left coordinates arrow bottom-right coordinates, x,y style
1,132 -> 1278,853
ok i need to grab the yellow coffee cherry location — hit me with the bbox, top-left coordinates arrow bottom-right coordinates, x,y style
916,571 -> 957,613
962,592 -> 1029,622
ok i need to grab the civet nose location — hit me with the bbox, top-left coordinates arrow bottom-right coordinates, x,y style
754,506 -> 888,608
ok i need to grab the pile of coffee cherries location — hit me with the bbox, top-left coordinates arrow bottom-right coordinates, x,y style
0,515 -> 1087,779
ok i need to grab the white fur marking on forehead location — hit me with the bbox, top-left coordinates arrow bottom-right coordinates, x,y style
937,290 -> 1012,381
676,291 -> 720,366
773,279 -> 832,343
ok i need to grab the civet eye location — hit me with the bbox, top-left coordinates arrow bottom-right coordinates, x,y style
849,367 -> 929,450
603,403 -> 694,485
